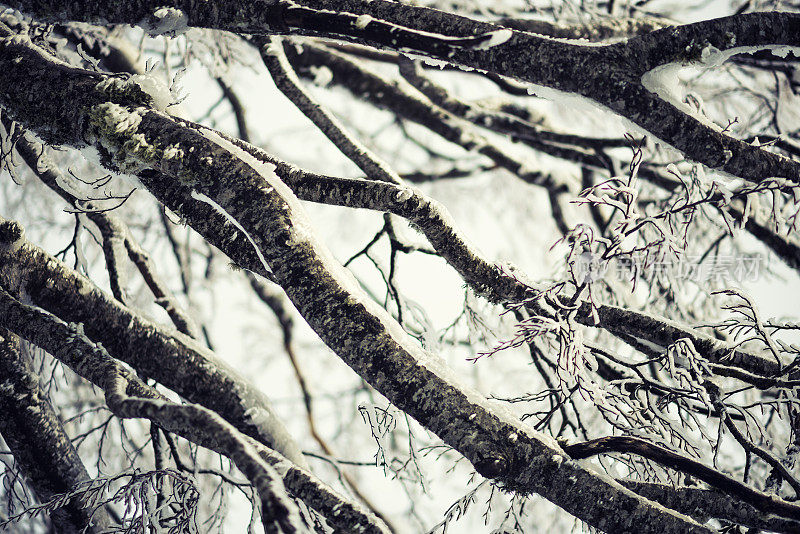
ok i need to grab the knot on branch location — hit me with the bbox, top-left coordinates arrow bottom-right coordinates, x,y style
474,454 -> 508,478
471,438 -> 513,478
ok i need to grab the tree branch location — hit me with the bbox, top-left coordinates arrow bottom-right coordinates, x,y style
0,215 -> 305,467
622,481 -> 800,532
6,1 -> 800,182
258,36 -> 401,184
0,276 -> 390,534
565,435 -> 800,521
0,329 -> 113,533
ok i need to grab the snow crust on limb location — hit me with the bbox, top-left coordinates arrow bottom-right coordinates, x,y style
197,131 -> 414,344
524,82 -> 666,146
240,405 -> 300,465
309,65 -> 333,86
142,7 -> 189,37
639,64 -> 717,128
641,45 -> 800,130
87,103 -> 185,177
129,74 -> 172,111
95,73 -> 172,112
190,190 -> 275,277
403,51 -> 448,68
473,29 -> 513,50
354,14 -> 373,29
698,44 -> 800,68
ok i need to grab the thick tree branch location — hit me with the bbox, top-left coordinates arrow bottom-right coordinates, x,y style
247,273 -> 397,531
496,16 -> 668,41
0,215 -> 305,467
0,282 -> 302,534
565,435 -> 800,521
6,1 -> 800,182
0,330 -> 113,534
3,121 -> 202,338
0,276 -> 390,534
622,481 -> 800,532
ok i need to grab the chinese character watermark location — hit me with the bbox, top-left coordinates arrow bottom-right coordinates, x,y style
573,253 -> 764,283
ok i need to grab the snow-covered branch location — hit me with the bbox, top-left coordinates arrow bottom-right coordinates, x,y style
0,271 -> 391,533
0,329 -> 113,533
0,216 -> 305,467
5,1 -> 800,183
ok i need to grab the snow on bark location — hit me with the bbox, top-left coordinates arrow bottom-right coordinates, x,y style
190,189 -> 275,276
354,14 -> 372,29
472,29 -> 513,49
176,123 -> 713,534
0,15 -> 729,532
141,7 -> 188,37
0,224 -> 307,467
641,45 -> 800,133
95,73 -> 172,112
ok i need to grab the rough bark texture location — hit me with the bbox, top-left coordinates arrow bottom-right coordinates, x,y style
0,277 -> 389,534
5,1 -> 800,183
623,481 -> 800,533
4,3 -> 800,532
0,223 -> 305,467
0,331 -> 112,533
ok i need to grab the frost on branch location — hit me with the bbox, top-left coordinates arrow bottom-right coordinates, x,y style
472,29 -> 513,50
87,103 -> 183,175
95,73 -> 173,112
141,7 -> 189,38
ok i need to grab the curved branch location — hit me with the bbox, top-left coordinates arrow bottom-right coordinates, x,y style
103,374 -> 304,534
0,215 -> 305,467
7,1 -> 800,182
0,281 -> 302,534
0,330 -> 113,533
496,16 -> 668,41
283,42 -> 559,190
258,36 -> 401,184
622,481 -> 800,532
4,121 -> 202,338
